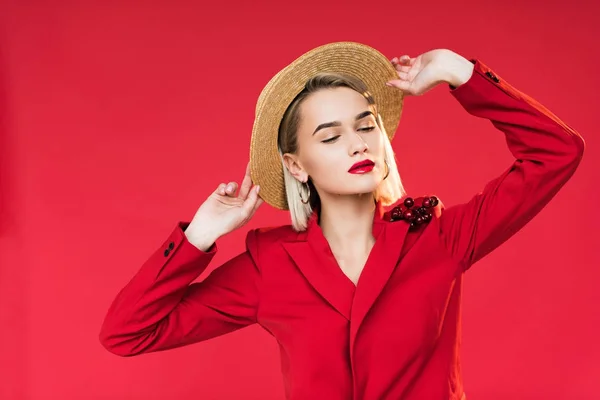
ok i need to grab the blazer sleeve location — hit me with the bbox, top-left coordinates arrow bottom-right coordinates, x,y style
439,59 -> 585,271
99,222 -> 261,357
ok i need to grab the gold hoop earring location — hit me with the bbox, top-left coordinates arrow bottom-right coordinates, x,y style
300,181 -> 311,204
383,159 -> 390,180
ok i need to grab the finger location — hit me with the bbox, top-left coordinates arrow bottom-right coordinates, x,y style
241,185 -> 261,218
386,70 -> 410,86
215,183 -> 227,196
251,191 -> 264,215
394,64 -> 411,74
391,55 -> 410,65
239,162 -> 253,199
399,55 -> 411,64
397,71 -> 409,80
225,181 -> 238,196
386,79 -> 412,93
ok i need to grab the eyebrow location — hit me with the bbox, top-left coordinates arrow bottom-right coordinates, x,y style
312,110 -> 374,135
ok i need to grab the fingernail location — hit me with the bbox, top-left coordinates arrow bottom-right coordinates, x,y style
256,185 -> 260,193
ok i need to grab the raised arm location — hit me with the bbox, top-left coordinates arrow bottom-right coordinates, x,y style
100,163 -> 264,356
438,58 -> 585,270
99,225 -> 261,356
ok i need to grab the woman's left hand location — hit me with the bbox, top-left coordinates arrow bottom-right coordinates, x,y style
386,49 -> 474,96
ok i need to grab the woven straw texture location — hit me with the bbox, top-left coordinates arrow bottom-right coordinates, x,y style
250,41 -> 404,210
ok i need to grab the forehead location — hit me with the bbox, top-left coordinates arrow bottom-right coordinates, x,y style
300,87 -> 372,124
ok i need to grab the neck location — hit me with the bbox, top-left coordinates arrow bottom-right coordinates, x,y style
318,193 -> 377,249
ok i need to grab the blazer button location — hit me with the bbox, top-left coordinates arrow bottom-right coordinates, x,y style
168,242 -> 174,250
164,249 -> 170,257
485,71 -> 500,83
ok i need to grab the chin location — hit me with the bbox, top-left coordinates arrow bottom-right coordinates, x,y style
346,178 -> 381,195
318,176 -> 381,197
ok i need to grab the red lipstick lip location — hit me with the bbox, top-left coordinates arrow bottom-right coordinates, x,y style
348,159 -> 375,173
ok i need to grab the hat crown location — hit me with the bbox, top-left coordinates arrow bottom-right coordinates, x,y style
250,41 -> 404,210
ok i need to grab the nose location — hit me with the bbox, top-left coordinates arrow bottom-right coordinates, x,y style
349,132 -> 369,156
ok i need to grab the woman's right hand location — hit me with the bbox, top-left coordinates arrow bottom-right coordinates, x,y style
184,162 -> 263,251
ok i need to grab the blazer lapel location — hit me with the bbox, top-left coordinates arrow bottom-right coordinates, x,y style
350,216 -> 410,345
281,213 -> 355,321
280,202 -> 411,328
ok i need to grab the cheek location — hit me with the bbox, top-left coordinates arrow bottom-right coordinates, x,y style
303,149 -> 339,175
367,131 -> 385,155
300,145 -> 345,181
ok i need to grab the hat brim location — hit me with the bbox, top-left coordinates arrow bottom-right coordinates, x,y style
250,41 -> 404,210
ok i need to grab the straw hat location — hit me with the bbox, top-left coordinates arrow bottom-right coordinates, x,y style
250,41 -> 404,210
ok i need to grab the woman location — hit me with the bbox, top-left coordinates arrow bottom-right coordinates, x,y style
99,42 -> 585,399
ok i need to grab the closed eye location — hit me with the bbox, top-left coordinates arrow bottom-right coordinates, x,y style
321,135 -> 340,143
322,127 -> 374,143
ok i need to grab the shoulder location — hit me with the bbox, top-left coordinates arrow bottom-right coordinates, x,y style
383,194 -> 445,230
244,223 -> 297,254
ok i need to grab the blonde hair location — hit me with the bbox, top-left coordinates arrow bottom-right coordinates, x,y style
278,72 -> 405,231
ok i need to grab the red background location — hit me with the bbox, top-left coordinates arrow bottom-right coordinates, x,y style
1,1 -> 598,399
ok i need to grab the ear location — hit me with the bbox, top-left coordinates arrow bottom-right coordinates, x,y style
282,153 -> 308,183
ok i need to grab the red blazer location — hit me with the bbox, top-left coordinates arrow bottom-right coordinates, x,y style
99,59 -> 585,399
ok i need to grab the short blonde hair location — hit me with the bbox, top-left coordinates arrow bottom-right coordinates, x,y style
278,72 -> 405,231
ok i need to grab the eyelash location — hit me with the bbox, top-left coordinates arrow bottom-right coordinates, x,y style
321,126 -> 375,143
